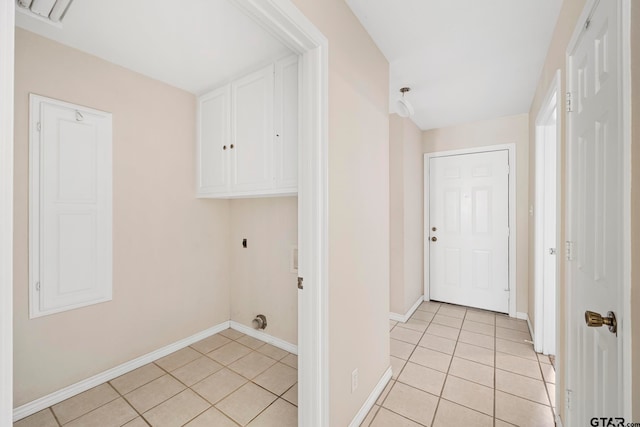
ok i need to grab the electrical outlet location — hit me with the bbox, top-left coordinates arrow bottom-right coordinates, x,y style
351,368 -> 358,393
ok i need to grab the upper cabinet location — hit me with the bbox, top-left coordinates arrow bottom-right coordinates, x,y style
197,55 -> 298,198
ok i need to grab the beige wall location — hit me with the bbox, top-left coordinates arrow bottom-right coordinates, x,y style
389,114 -> 423,315
288,0 -> 391,425
422,114 -> 530,314
13,29 -> 231,406
229,197 -> 298,345
631,0 -> 640,417
527,0 -> 586,422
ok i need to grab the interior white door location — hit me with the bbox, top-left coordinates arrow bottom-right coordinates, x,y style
542,120 -> 557,356
567,0 -> 623,423
429,150 -> 509,313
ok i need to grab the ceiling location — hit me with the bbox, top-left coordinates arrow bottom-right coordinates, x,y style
345,0 -> 563,130
15,0 -> 292,95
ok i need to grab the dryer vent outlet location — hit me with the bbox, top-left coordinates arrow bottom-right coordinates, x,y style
252,314 -> 267,330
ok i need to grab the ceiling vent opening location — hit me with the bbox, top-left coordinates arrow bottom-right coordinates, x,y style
17,0 -> 74,25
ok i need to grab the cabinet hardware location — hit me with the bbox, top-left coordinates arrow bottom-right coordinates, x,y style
223,145 -> 227,150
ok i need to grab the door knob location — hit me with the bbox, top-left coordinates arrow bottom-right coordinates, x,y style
585,310 -> 617,334
431,236 -> 437,242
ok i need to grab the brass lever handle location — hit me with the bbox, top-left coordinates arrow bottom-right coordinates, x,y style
585,310 -> 617,334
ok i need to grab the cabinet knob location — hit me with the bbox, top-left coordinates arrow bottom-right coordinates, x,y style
230,144 -> 234,149
223,145 -> 227,150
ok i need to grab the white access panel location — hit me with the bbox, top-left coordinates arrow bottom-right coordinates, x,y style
29,95 -> 112,318
274,55 -> 299,191
429,150 -> 509,313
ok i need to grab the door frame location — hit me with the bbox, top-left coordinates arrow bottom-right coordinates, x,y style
564,0 -> 632,422
0,0 -> 14,425
423,144 -> 517,317
533,70 -> 561,355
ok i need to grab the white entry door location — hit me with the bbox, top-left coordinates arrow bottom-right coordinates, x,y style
566,0 -> 624,423
428,150 -> 509,313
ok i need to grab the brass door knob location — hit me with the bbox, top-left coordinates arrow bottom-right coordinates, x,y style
431,236 -> 437,242
585,310 -> 617,334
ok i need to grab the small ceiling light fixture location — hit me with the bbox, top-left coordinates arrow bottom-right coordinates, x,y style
396,87 -> 414,118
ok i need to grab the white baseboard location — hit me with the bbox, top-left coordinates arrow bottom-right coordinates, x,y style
13,321 -> 230,422
516,312 -> 535,344
348,366 -> 392,427
389,295 -> 424,323
229,321 -> 298,355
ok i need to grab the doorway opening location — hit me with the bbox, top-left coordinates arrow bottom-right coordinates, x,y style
533,70 -> 560,357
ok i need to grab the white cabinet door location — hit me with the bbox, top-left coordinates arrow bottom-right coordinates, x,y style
197,86 -> 230,195
429,150 -> 509,313
274,55 -> 298,191
231,64 -> 274,192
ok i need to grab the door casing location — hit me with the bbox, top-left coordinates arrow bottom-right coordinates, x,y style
564,0 -> 633,422
424,144 -> 517,318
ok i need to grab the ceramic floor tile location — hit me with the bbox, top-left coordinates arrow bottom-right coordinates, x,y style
110,363 -> 165,395
256,344 -> 288,361
361,405 -> 380,427
215,383 -> 277,426
547,383 -> 556,407
191,334 -> 232,354
438,305 -> 467,319
236,335 -> 266,350
171,356 -> 223,387
207,341 -> 253,366
454,342 -> 494,367
184,407 -> 238,427
122,417 -> 149,427
537,353 -> 552,365
397,362 -> 446,397
441,375 -> 494,416
496,317 -> 530,332
390,356 -> 407,379
52,383 -> 119,425
390,320 -> 398,331
191,368 -> 247,405
398,318 -> 429,332
13,409 -> 58,427
458,330 -> 495,350
496,338 -> 537,360
496,369 -> 549,405
431,314 -> 463,328
496,352 -> 542,380
281,354 -> 298,369
246,399 -> 297,427
496,326 -> 532,343
432,398 -> 493,427
465,311 -> 495,325
417,302 -> 441,313
371,407 -> 423,427
65,398 -> 137,427
418,333 -> 457,355
540,362 -> 555,384
383,382 -> 439,426
448,357 -> 494,388
124,374 -> 185,414
390,327 -> 423,345
155,347 -> 202,372
376,380 -> 395,405
461,320 -> 495,336
426,323 -> 460,341
282,383 -> 298,406
142,389 -> 209,427
495,391 -> 555,427
410,310 -> 434,322
219,328 -> 245,340
390,339 -> 416,360
409,346 -> 452,373
253,362 -> 298,396
228,351 -> 277,380
495,420 -> 517,427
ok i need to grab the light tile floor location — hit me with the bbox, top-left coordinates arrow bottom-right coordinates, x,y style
15,329 -> 298,427
363,301 -> 556,427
